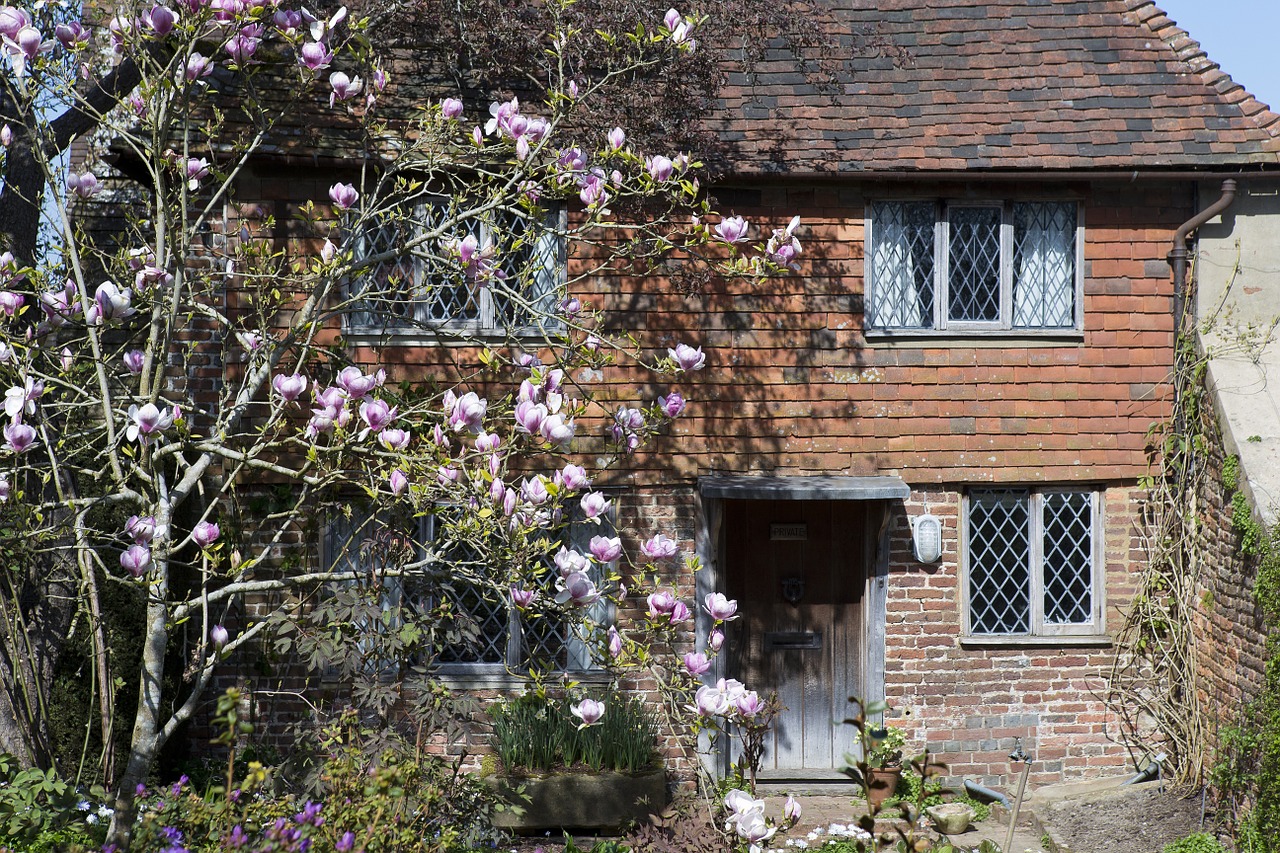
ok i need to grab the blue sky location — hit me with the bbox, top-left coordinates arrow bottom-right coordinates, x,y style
1156,1 -> 1280,111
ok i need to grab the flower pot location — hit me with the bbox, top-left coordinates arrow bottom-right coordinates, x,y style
866,767 -> 902,808
488,767 -> 667,833
925,803 -> 974,834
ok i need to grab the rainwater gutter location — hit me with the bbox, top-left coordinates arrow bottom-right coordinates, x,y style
1168,179 -> 1237,325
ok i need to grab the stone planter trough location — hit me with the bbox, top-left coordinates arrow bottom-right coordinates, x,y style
489,767 -> 667,833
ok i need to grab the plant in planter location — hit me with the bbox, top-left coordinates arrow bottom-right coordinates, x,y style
863,719 -> 908,809
486,690 -> 665,831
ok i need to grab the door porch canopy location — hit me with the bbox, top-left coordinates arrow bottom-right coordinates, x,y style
698,474 -> 910,502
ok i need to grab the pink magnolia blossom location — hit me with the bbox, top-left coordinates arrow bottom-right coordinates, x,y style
475,432 -> 501,452
436,465 -> 459,485
715,215 -> 749,244
441,97 -> 463,119
91,280 -> 135,323
521,477 -> 550,505
181,51 -> 213,82
579,491 -> 610,520
641,534 -> 678,559
510,586 -> 536,608
555,571 -> 601,607
488,476 -> 505,503
0,125 -> 9,147
667,343 -> 706,371
0,291 -> 22,316
210,624 -> 229,647
328,71 -> 362,106
120,544 -> 152,577
734,691 -> 765,718
445,233 -> 498,281
684,652 -> 712,676
668,600 -> 691,624
388,469 -> 408,496
658,392 -> 685,418
663,7 -> 681,29
66,171 -> 100,198
335,365 -> 383,398
570,698 -> 605,727
607,625 -> 623,658
6,420 -> 37,450
447,391 -> 487,433
272,373 -> 308,402
4,377 -> 41,419
554,547 -> 590,577
298,40 -> 332,72
0,6 -> 28,41
192,521 -> 220,547
143,5 -> 178,37
4,24 -> 48,77
540,414 -> 575,446
557,464 -> 590,491
589,535 -> 622,563
784,795 -> 802,824
184,157 -> 209,191
328,182 -> 358,210
646,155 -> 674,182
514,400 -> 548,435
127,515 -> 157,544
703,592 -> 739,621
57,21 -> 90,51
235,330 -> 262,351
124,350 -> 145,374
379,428 -> 410,451
767,215 -> 803,268
694,684 -> 730,716
0,474 -> 8,502
607,126 -> 625,150
223,29 -> 260,65
358,399 -> 396,433
126,403 -> 175,444
708,628 -> 725,651
647,590 -> 676,617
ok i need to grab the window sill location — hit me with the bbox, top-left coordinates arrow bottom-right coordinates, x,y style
433,668 -> 612,690
864,329 -> 1085,348
959,634 -> 1112,649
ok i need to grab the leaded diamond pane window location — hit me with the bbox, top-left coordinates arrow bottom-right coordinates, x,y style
867,200 -> 1080,332
867,201 -> 935,328
947,206 -> 1002,323
968,490 -> 1031,634
966,488 -> 1101,637
346,201 -> 565,336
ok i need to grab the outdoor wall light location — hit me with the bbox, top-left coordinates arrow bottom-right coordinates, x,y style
911,513 -> 942,564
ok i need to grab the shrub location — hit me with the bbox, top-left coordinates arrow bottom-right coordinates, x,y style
1162,833 -> 1227,853
489,691 -> 657,773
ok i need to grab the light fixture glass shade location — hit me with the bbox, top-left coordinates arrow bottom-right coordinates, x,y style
911,513 -> 942,563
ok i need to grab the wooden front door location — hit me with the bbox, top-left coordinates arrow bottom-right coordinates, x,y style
725,500 -> 866,776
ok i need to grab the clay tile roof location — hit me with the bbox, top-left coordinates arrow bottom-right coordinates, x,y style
708,0 -> 1280,175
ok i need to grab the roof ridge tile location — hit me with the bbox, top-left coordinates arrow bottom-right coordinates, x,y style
1139,1 -> 1280,139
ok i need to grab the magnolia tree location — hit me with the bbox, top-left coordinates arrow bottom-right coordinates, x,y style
0,0 -> 808,846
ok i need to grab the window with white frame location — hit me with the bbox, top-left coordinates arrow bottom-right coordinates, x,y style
323,506 -> 609,673
345,201 -> 565,336
866,200 -> 1081,332
964,488 -> 1102,637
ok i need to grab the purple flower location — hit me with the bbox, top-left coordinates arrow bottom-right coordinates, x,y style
328,182 -> 358,211
210,624 -> 229,647
184,157 -> 209,190
555,571 -> 601,607
784,795 -> 802,823
475,431 -> 501,452
521,477 -> 550,505
441,97 -> 463,119
192,521 -> 220,548
708,628 -> 724,651
359,398 -> 396,433
335,365 -> 384,398
379,427 -> 410,451
607,126 -> 625,150
570,698 -> 605,727
4,377 -> 41,419
646,155 -> 674,182
647,590 -> 676,617
120,544 -> 152,577
554,547 -> 590,577
298,40 -> 332,72
143,5 -> 177,37
580,491 -> 610,520
557,464 -> 590,491
181,51 -> 212,82
272,373 -> 308,402
126,403 -> 176,444
540,414 -> 575,446
589,535 -> 622,563
703,592 -> 739,621
767,215 -> 803,268
668,600 -> 691,624
667,343 -> 706,371
223,28 -> 260,65
235,330 -> 262,351
607,625 -> 623,658
694,684 -> 729,716
0,474 -> 9,502
92,280 -> 135,323
514,400 -> 547,435
329,71 -> 362,106
336,831 -> 355,852
55,20 -> 88,49
735,690 -> 765,717
447,391 -> 487,433
66,171 -> 100,198
658,392 -> 685,418
641,534 -> 678,559
124,350 -> 145,374
388,469 -> 408,496
663,7 -> 681,29
127,515 -> 157,544
684,652 -> 712,676
510,586 -> 536,608
437,465 -> 459,486
715,215 -> 748,244
0,291 -> 23,317
0,125 -> 8,147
